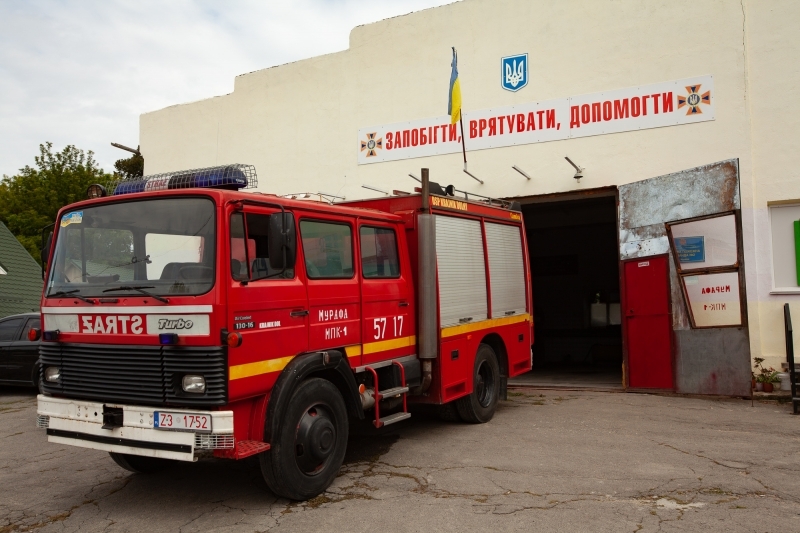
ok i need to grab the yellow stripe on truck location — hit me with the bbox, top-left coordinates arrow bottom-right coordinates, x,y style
362,335 -> 416,355
229,355 -> 294,380
441,313 -> 531,339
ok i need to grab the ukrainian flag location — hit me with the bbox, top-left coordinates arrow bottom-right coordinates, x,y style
448,47 -> 461,125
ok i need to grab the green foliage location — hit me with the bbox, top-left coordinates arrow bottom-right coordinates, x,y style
0,143 -> 114,264
114,153 -> 144,180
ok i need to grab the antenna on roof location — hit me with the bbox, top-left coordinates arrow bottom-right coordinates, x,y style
362,184 -> 389,196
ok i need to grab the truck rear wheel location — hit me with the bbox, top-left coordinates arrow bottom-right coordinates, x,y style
456,343 -> 500,424
260,378 -> 349,500
109,452 -> 173,474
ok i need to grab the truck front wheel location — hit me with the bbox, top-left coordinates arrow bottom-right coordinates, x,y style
456,343 -> 500,423
260,378 -> 349,500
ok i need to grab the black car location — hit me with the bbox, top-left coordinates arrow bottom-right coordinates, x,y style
0,312 -> 41,388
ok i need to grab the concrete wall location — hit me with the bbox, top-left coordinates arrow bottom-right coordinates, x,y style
139,0 -> 800,370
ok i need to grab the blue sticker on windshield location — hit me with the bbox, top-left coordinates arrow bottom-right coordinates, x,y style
60,211 -> 83,228
674,236 -> 705,263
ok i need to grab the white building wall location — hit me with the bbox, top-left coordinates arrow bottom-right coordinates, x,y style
139,0 -> 800,369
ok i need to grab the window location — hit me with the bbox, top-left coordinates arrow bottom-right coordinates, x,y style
300,220 -> 353,279
769,203 -> 800,292
230,213 -> 294,281
47,198 -> 216,297
666,211 -> 744,328
0,318 -> 23,341
360,226 -> 399,278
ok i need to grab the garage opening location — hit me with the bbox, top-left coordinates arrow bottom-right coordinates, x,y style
513,191 -> 623,389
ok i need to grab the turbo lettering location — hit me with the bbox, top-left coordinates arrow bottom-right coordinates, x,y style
157,318 -> 195,330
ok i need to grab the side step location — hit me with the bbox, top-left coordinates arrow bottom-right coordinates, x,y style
380,412 -> 412,426
365,361 -> 411,428
233,440 -> 271,459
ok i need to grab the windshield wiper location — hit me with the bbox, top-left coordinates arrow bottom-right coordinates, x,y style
48,289 -> 96,305
103,285 -> 169,304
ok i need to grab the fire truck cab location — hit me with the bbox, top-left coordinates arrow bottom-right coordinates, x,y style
35,165 -> 532,500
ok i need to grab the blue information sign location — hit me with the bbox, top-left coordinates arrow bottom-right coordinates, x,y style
675,236 -> 705,263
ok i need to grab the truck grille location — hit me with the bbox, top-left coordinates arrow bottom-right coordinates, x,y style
39,343 -> 227,408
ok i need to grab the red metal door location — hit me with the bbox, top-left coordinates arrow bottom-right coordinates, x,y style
623,255 -> 673,389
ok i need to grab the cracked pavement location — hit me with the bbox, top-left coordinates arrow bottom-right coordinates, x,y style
1,388 -> 798,532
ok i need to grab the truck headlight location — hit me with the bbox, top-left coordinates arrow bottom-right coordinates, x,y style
45,367 -> 61,382
182,375 -> 206,393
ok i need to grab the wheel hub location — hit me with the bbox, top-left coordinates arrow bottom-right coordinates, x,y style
295,405 -> 336,474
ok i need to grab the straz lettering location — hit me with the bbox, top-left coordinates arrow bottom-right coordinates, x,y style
158,318 -> 194,330
325,326 -> 347,340
431,196 -> 468,211
319,309 -> 348,322
81,315 -> 144,334
260,321 -> 281,329
701,285 -> 731,294
234,321 -> 254,330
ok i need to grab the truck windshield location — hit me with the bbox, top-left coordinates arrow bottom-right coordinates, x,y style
46,197 -> 216,298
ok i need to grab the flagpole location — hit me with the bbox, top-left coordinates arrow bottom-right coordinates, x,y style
460,116 -> 483,184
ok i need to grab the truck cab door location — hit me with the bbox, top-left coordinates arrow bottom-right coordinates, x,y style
227,208 -> 308,398
298,217 -> 361,364
358,223 -> 415,366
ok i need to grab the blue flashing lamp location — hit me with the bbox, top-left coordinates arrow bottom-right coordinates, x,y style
159,333 -> 179,345
112,164 -> 255,196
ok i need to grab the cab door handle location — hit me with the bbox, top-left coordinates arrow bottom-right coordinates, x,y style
290,309 -> 309,317
399,301 -> 409,307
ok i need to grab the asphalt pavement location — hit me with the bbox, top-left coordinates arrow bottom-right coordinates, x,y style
1,387 -> 798,532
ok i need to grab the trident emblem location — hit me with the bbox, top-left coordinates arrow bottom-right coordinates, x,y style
501,53 -> 528,92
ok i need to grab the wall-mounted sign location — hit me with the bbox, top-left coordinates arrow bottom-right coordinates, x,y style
674,236 -> 705,263
357,75 -> 714,165
501,53 -> 528,92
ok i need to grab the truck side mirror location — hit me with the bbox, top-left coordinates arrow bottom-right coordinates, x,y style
41,231 -> 53,279
268,213 -> 296,270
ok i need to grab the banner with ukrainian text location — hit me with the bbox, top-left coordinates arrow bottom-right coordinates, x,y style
357,75 -> 714,165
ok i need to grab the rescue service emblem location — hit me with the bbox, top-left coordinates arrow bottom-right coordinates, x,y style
677,84 -> 711,115
360,132 -> 383,157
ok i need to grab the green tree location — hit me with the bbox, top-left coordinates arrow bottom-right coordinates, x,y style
114,152 -> 144,179
0,142 -> 114,264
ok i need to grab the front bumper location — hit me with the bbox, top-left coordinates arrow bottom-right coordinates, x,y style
36,395 -> 233,461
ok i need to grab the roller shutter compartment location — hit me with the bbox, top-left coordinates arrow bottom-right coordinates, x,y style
485,222 -> 527,318
435,215 -> 488,328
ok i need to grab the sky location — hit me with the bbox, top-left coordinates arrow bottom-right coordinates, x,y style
0,0 -> 454,178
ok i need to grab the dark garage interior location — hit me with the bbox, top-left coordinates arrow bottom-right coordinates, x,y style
515,193 -> 623,388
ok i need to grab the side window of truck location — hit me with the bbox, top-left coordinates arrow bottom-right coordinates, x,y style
360,226 -> 400,278
299,220 -> 353,279
230,213 -> 294,282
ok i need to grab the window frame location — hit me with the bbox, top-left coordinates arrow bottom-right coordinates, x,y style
299,218 -> 355,280
665,210 -> 747,329
767,201 -> 800,294
229,210 -> 297,283
359,224 -> 401,280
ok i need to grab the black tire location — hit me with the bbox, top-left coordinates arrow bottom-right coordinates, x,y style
437,401 -> 463,422
109,452 -> 174,474
260,378 -> 349,500
32,364 -> 42,394
456,343 -> 500,424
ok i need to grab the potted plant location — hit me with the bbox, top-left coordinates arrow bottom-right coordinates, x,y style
753,358 -> 778,392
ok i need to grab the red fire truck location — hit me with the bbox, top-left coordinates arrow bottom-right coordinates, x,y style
34,165 -> 532,500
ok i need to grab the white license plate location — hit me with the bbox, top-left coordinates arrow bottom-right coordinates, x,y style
154,411 -> 211,433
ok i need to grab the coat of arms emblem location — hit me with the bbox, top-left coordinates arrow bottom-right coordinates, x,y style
501,53 -> 528,92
